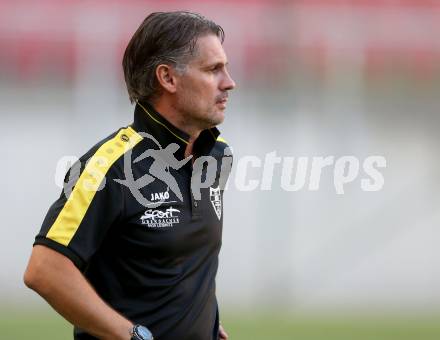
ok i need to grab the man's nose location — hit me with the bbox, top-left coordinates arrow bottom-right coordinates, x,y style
221,69 -> 236,91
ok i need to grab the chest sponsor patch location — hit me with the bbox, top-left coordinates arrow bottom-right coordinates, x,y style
210,186 -> 222,220
140,206 -> 180,228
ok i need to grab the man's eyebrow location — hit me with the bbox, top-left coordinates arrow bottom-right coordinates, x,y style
202,61 -> 229,68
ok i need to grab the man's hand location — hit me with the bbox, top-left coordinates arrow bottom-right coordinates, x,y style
219,323 -> 229,340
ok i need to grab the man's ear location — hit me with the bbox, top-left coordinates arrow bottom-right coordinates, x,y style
156,64 -> 178,94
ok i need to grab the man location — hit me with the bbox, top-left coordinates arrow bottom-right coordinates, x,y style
24,11 -> 235,340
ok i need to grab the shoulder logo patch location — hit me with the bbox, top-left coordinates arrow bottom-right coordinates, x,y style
210,186 -> 222,220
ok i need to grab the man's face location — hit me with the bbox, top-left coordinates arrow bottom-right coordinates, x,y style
174,34 -> 236,129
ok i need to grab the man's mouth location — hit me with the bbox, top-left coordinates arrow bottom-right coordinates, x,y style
216,98 -> 227,110
216,95 -> 228,106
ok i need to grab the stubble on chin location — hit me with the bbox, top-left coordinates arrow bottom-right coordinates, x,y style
205,106 -> 225,127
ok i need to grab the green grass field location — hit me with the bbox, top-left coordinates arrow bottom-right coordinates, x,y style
1,308 -> 440,339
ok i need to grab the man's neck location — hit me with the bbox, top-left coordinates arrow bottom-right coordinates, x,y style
152,99 -> 202,158
184,132 -> 201,159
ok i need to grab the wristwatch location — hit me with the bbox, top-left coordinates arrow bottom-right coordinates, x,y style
131,324 -> 154,340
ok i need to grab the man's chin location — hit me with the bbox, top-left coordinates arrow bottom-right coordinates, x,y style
198,108 -> 225,128
212,111 -> 225,125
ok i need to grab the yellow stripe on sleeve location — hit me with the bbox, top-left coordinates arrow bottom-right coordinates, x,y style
46,127 -> 143,246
